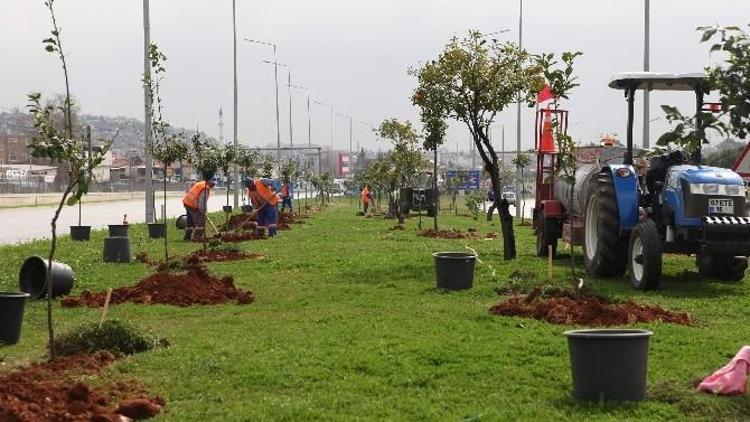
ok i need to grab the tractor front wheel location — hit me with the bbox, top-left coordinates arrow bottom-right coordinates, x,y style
628,219 -> 662,290
583,171 -> 628,277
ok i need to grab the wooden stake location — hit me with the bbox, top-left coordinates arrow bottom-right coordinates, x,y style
99,288 -> 113,329
548,245 -> 553,282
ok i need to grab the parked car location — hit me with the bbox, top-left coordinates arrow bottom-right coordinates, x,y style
501,191 -> 516,206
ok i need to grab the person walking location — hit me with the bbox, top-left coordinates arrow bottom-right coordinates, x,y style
360,184 -> 373,214
245,177 -> 280,237
182,177 -> 215,240
279,179 -> 293,213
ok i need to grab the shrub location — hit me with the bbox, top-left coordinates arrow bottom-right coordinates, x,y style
53,320 -> 161,357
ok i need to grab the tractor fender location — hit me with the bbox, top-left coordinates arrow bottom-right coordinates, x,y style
604,164 -> 639,230
539,200 -> 563,218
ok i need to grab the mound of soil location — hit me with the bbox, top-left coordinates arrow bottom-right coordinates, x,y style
0,351 -> 164,421
485,232 -> 499,239
225,214 -> 257,230
221,231 -> 267,242
489,288 -> 692,326
278,222 -> 291,230
62,257 -> 255,308
189,249 -> 264,263
419,229 -> 478,239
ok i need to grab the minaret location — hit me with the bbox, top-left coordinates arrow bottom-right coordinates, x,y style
218,107 -> 225,143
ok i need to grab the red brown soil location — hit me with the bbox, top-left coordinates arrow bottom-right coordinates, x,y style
220,231 -> 267,242
278,222 -> 292,230
489,288 -> 692,326
419,229 -> 478,239
189,249 -> 264,263
485,232 -> 499,239
61,257 -> 255,308
0,351 -> 164,421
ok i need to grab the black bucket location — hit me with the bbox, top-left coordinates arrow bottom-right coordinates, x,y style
103,237 -> 131,263
148,223 -> 166,239
18,256 -> 75,299
432,252 -> 476,290
70,225 -> 91,241
176,215 -> 187,230
564,329 -> 653,402
0,292 -> 30,346
223,205 -> 233,213
108,224 -> 129,237
242,205 -> 253,213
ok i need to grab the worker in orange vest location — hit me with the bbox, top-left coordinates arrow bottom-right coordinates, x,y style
360,184 -> 373,214
182,177 -> 215,240
244,178 -> 280,237
280,179 -> 293,213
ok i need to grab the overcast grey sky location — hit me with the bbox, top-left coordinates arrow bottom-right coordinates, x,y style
2,0 -> 749,154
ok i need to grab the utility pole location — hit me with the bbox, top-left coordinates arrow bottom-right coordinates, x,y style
143,0 -> 154,223
232,0 -> 239,208
349,116 -> 353,177
287,68 -> 293,163
273,47 -> 280,174
515,0 -> 523,218
643,0 -> 651,149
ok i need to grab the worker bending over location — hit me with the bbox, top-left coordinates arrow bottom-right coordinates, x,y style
182,177 -> 215,240
245,178 -> 280,237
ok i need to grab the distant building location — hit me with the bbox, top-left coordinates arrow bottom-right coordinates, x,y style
0,133 -> 31,165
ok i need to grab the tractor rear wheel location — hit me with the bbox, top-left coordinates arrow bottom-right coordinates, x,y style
628,219 -> 662,290
583,171 -> 628,277
697,253 -> 747,282
536,215 -> 558,258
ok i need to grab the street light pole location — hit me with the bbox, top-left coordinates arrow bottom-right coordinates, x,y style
232,0 -> 239,208
243,39 -> 280,173
290,84 -> 311,147
142,0 -> 154,223
515,0 -> 523,218
643,0 -> 651,149
287,68 -> 293,163
314,101 -> 334,173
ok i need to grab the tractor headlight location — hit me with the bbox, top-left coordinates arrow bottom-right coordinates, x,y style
688,183 -> 745,196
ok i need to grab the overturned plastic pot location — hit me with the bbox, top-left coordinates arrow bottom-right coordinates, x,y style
18,256 -> 75,299
223,205 -> 233,213
564,329 -> 653,402
242,204 -> 253,213
108,224 -> 129,237
432,252 -> 476,290
104,237 -> 131,263
148,223 -> 166,239
69,225 -> 91,241
0,292 -> 30,346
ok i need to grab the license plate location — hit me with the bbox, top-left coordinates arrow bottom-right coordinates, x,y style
709,198 -> 734,214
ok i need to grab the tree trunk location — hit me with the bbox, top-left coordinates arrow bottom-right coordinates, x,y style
163,172 -> 169,267
488,167 -> 516,260
47,183 -> 74,360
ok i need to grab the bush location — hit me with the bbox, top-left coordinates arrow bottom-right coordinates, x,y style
53,320 -> 161,357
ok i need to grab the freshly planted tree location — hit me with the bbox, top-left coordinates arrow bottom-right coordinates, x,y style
189,134 -> 221,250
143,43 -> 189,266
281,160 -> 302,212
421,116 -> 447,230
376,119 -> 426,223
29,0 -> 112,359
236,148 -> 260,207
444,169 -> 469,215
216,143 -> 237,211
260,154 -> 275,179
412,30 -> 545,259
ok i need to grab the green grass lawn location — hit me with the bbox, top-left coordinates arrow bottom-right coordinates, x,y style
3,199 -> 750,420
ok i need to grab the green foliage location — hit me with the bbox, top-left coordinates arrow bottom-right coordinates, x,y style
704,144 -> 744,168
216,143 -> 237,179
536,51 -> 583,101
53,320 -> 160,357
281,160 -> 301,184
656,105 -> 720,156
260,154 -> 275,178
464,190 -> 485,220
236,148 -> 261,179
699,24 -> 750,139
376,119 -> 426,190
190,134 -> 221,179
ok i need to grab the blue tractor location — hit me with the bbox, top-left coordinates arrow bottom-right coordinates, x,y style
534,72 -> 749,289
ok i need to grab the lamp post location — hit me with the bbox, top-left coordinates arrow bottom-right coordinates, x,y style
231,0 -> 239,208
643,0 -> 651,148
142,0 -> 154,223
515,0 -> 523,218
314,101 -> 334,173
262,59 -> 289,171
290,84 -> 311,147
244,38 -> 280,173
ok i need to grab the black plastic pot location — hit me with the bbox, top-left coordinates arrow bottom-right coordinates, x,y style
148,223 -> 166,239
108,224 -> 129,237
242,205 -> 253,213
223,205 -> 233,213
69,225 -> 91,241
564,329 -> 653,402
432,252 -> 476,290
176,215 -> 187,230
18,256 -> 75,299
0,292 -> 30,346
103,237 -> 131,263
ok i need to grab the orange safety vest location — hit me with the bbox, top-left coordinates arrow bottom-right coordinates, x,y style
281,184 -> 290,198
250,179 -> 279,207
361,188 -> 371,204
183,181 -> 209,209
